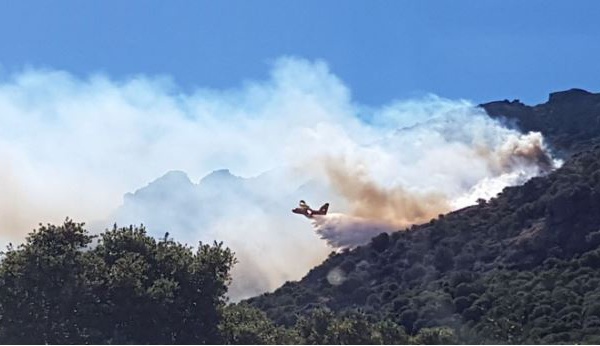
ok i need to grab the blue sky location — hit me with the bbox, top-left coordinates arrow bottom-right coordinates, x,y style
0,0 -> 599,106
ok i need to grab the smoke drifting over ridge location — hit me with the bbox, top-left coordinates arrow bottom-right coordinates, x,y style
306,108 -> 559,230
0,58 -> 560,299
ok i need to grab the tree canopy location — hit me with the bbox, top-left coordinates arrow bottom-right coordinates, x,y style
0,220 -> 235,344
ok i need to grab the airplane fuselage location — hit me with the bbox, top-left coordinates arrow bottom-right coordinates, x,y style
291,202 -> 329,218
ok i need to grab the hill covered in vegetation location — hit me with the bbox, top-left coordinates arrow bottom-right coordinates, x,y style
247,89 -> 600,344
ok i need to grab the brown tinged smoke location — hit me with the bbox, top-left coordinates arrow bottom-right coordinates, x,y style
0,164 -> 33,238
324,159 -> 452,228
499,132 -> 554,173
475,132 -> 555,175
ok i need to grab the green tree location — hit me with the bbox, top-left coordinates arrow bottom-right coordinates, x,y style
433,246 -> 454,272
295,308 -> 409,345
373,319 -> 410,344
219,303 -> 300,344
0,220 -> 95,344
326,312 -> 377,344
412,327 -> 458,344
296,308 -> 334,344
0,220 -> 236,344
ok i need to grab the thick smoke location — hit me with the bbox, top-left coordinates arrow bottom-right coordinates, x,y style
0,58 -> 560,299
298,105 -> 559,235
323,160 -> 450,228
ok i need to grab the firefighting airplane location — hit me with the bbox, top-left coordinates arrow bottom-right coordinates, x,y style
291,200 -> 329,218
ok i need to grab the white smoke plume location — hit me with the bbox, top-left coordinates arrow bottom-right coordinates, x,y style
311,213 -> 397,250
0,57 -> 560,299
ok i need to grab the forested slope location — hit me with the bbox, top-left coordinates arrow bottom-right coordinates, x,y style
248,90 -> 600,343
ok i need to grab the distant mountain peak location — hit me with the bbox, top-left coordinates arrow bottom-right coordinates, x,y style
143,170 -> 194,191
199,168 -> 241,185
206,168 -> 233,176
123,170 -> 193,203
154,170 -> 193,185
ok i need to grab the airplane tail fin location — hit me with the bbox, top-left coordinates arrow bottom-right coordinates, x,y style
318,203 -> 329,215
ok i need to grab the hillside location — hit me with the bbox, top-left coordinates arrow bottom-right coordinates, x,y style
247,89 -> 600,344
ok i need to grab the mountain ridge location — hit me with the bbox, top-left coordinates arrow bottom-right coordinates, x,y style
481,88 -> 600,153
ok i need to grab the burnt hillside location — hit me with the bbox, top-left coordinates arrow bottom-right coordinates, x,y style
247,89 -> 600,344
